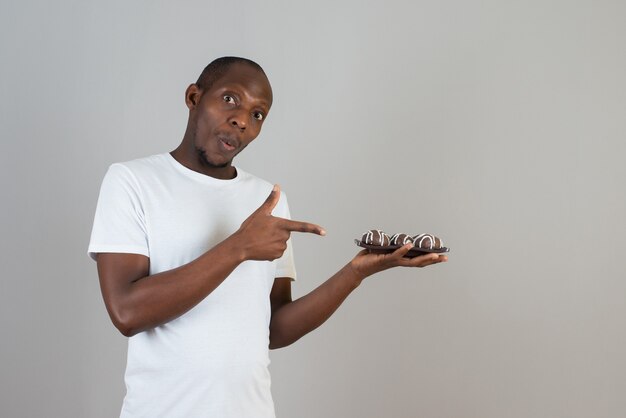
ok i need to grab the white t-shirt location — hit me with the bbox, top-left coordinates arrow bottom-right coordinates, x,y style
88,153 -> 296,418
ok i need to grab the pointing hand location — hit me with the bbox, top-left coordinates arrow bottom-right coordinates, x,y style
235,185 -> 325,261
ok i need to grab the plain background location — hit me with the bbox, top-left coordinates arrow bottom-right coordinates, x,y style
1,1 -> 625,417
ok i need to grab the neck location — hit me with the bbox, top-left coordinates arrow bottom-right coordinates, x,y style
170,142 -> 237,180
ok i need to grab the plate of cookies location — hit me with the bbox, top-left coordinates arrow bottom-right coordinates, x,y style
355,229 -> 449,258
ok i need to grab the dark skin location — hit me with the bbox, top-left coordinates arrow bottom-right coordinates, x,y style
96,62 -> 448,346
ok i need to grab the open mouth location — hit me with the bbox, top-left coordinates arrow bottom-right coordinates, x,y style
219,137 -> 237,152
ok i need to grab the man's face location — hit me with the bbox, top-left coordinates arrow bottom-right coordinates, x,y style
190,63 -> 273,169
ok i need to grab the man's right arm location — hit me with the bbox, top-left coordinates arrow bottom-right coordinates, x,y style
96,185 -> 324,337
96,235 -> 244,337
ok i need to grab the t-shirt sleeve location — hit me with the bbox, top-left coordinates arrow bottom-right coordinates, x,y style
87,163 -> 149,261
274,192 -> 297,281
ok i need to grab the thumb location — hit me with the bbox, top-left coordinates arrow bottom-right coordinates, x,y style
258,184 -> 281,214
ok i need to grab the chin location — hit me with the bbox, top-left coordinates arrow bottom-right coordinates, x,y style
196,147 -> 231,168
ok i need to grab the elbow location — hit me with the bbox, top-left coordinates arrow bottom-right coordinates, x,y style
268,337 -> 283,350
115,322 -> 139,338
269,336 -> 301,350
268,314 -> 302,349
269,338 -> 287,350
268,321 -> 285,349
268,328 -> 284,350
268,328 -> 301,350
107,305 -> 141,337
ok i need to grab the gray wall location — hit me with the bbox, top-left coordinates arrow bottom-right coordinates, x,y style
2,1 -> 625,417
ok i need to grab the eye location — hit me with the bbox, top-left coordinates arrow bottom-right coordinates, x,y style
253,111 -> 264,121
223,95 -> 235,104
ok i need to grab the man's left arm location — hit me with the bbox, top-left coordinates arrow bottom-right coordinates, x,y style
268,243 -> 447,349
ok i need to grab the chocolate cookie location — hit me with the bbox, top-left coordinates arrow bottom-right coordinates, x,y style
390,233 -> 412,246
412,233 -> 444,249
361,229 -> 390,246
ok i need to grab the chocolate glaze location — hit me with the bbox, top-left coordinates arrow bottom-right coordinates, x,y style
361,229 -> 390,246
412,233 -> 444,249
390,233 -> 412,246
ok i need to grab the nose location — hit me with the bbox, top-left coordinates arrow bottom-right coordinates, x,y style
228,111 -> 247,132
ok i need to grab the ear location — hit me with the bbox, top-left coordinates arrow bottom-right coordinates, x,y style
185,84 -> 202,110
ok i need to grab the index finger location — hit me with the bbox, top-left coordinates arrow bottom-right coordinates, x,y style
278,218 -> 326,236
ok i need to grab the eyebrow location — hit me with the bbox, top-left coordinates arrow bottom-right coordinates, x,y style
255,99 -> 271,109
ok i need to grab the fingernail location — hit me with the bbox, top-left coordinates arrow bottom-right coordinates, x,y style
320,229 -> 327,236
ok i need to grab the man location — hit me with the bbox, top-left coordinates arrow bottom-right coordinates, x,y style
88,56 -> 447,417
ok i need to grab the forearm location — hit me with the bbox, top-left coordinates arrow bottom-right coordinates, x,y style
268,262 -> 364,349
107,236 -> 244,336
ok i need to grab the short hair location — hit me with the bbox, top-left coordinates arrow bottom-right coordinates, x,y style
196,56 -> 266,91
